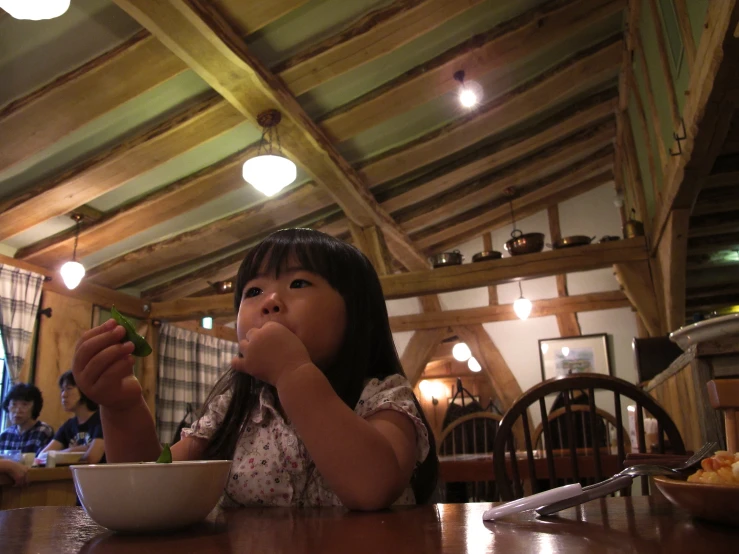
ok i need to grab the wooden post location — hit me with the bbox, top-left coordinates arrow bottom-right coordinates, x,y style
655,209 -> 690,332
613,261 -> 663,336
400,329 -> 448,388
548,205 -> 582,337
482,233 -> 498,305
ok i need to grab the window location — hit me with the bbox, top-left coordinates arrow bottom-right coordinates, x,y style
0,334 -> 7,432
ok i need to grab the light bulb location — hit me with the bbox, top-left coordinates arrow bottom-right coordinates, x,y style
561,346 -> 570,357
60,260 -> 85,290
452,342 -> 472,362
458,80 -> 483,108
242,154 -> 297,196
513,296 -> 532,320
0,0 -> 70,20
468,356 -> 481,372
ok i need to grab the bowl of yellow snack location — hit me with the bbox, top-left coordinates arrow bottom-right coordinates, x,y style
653,451 -> 739,526
70,449 -> 232,533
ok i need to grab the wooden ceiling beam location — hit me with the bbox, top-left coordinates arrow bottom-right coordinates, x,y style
0,0 -> 307,174
85,182 -> 337,289
151,238 -> 646,318
416,153 -> 614,252
389,291 -> 629,332
15,142 -> 257,266
276,0 -> 485,97
0,94 -> 243,242
0,254 -> 146,318
356,37 -> 622,187
395,122 -> 615,234
320,0 -> 625,142
649,0 -> 739,255
379,94 -> 616,213
112,0 -> 430,273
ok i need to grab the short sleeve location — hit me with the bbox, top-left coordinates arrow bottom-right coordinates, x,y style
53,419 -> 71,447
355,374 -> 430,465
181,392 -> 231,441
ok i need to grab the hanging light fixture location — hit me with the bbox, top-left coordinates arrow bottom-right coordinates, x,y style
60,213 -> 85,290
0,0 -> 70,20
452,342 -> 472,362
513,281 -> 532,320
453,70 -> 483,109
242,109 -> 297,196
468,356 -> 482,373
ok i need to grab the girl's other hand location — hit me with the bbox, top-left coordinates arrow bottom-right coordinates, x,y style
72,319 -> 142,411
233,321 -> 312,386
4,461 -> 29,487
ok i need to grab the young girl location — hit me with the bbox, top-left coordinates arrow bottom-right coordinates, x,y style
71,228 -> 438,510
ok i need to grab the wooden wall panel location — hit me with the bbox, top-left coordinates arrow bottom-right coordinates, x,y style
34,291 -> 93,431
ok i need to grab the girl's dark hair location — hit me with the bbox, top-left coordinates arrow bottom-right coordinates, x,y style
201,228 -> 438,503
2,383 -> 44,420
58,370 -> 98,411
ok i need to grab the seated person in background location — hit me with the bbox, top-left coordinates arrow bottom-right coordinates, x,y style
0,383 -> 54,455
0,459 -> 28,486
39,371 -> 104,464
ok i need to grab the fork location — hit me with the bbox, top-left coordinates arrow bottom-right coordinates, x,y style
535,441 -> 717,517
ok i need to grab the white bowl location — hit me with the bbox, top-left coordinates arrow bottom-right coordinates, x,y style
669,313 -> 739,351
70,460 -> 232,533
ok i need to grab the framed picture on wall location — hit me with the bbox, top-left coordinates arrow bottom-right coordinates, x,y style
538,333 -> 612,382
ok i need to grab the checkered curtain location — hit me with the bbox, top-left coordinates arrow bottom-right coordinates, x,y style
156,323 -> 238,443
0,265 -> 44,384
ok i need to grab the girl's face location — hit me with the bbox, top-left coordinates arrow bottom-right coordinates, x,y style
237,256 -> 347,370
60,383 -> 81,412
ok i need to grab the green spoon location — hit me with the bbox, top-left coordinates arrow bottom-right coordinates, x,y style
111,305 -> 152,357
156,443 -> 172,464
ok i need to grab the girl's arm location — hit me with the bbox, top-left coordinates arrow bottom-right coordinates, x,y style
277,364 -> 417,511
81,439 -> 105,463
0,459 -> 29,486
39,439 -> 63,454
100,397 -> 208,462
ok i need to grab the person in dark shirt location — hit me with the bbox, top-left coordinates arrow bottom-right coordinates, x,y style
38,370 -> 104,464
0,383 -> 54,455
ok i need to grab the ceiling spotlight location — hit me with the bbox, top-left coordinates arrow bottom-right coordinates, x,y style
453,70 -> 483,109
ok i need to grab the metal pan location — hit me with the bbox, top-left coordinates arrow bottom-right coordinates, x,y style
550,235 -> 595,249
472,250 -> 502,262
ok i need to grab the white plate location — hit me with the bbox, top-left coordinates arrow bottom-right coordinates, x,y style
669,313 -> 739,351
36,451 -> 85,467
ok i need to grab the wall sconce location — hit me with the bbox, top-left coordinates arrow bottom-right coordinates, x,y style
209,280 -> 234,294
419,379 -> 444,406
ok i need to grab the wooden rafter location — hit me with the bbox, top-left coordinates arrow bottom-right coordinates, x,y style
389,291 -> 629,332
275,0 -> 485,97
111,0 -> 432,273
85,182 -> 337,289
320,0 -> 625,142
417,152 -> 614,252
0,0 -> 309,173
644,0 -> 681,129
0,94 -> 243,242
379,94 -> 616,214
672,0 -> 696,70
395,122 -> 615,234
633,31 -> 669,170
357,38 -> 623,186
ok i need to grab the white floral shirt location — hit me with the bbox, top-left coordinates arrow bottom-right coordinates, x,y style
182,374 -> 430,507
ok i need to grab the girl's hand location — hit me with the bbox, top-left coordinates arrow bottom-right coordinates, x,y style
232,321 -> 312,386
71,319 -> 142,411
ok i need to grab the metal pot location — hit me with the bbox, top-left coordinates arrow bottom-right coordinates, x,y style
549,235 -> 595,249
505,230 -> 545,256
599,235 -> 621,243
623,209 -> 645,238
472,250 -> 502,262
430,250 -> 464,268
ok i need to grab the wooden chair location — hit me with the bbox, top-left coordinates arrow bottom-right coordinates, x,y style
493,374 -> 685,501
438,412 -> 502,502
706,379 -> 739,452
532,405 -> 631,455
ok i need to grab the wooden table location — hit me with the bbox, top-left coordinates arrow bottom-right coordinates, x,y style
2,497 -> 737,553
0,467 -> 77,510
439,452 -> 623,483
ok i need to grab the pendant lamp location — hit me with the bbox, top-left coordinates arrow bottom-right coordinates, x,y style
0,0 -> 70,20
242,109 -> 297,196
59,213 -> 85,290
